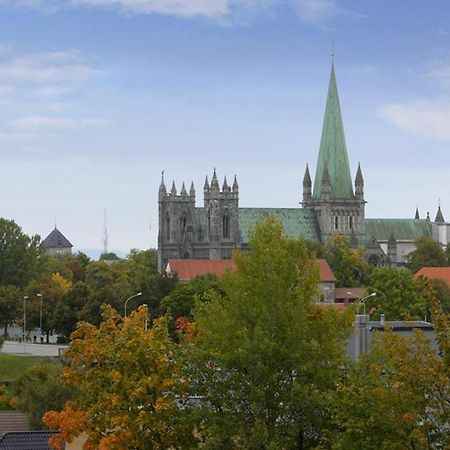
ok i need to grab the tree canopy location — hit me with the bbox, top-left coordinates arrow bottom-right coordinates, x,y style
190,217 -> 353,449
407,236 -> 447,273
0,218 -> 46,287
44,305 -> 197,450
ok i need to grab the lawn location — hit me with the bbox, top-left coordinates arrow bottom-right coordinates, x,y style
0,353 -> 60,382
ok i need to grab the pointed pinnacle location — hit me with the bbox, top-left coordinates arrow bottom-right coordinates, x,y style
181,182 -> 187,196
303,164 -> 311,185
211,168 -> 219,190
190,181 -> 195,196
355,163 -> 364,185
223,176 -> 229,191
415,207 -> 420,220
204,175 -> 209,191
232,175 -> 239,192
170,181 -> 177,196
435,205 -> 445,223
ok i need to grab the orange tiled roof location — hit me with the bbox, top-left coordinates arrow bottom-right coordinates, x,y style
415,267 -> 450,287
317,259 -> 336,282
334,287 -> 366,300
166,259 -> 236,281
167,258 -> 336,283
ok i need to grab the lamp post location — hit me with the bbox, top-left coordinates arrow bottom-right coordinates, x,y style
357,292 -> 376,315
23,295 -> 28,350
37,293 -> 43,337
124,292 -> 143,317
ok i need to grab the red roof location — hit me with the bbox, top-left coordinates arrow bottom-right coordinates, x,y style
335,287 -> 366,300
415,267 -> 450,287
317,259 -> 336,282
166,259 -> 236,281
167,258 -> 336,283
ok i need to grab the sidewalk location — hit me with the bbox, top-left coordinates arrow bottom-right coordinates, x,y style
1,341 -> 68,357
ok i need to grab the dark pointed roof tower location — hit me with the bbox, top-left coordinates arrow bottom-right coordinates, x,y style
43,227 -> 73,250
435,205 -> 445,223
313,61 -> 354,199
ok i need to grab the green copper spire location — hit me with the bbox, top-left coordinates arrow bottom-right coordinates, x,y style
313,63 -> 354,199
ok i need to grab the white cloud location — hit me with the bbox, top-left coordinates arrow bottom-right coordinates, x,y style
72,0 -> 230,17
11,115 -> 108,131
0,51 -> 96,87
294,0 -> 337,23
0,0 -> 359,22
379,100 -> 450,141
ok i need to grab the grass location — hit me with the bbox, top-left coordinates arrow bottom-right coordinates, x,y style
0,353 -> 60,382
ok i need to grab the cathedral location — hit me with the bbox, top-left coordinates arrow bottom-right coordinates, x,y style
157,62 -> 449,272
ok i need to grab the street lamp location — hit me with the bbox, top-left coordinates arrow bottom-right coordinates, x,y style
357,292 -> 376,315
37,293 -> 43,337
23,296 -> 28,344
124,292 -> 143,317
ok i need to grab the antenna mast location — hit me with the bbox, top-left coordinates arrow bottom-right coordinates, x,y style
102,209 -> 109,255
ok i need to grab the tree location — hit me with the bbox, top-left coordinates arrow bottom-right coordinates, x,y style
160,274 -> 224,338
0,218 -> 46,288
0,285 -> 20,337
12,364 -> 75,430
367,267 -> 426,320
331,329 -> 450,449
52,281 -> 89,341
407,236 -> 447,273
25,273 -> 72,341
324,234 -> 369,287
44,305 -> 197,450
190,217 -> 353,449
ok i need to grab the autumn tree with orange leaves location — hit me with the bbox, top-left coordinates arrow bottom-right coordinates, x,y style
44,304 -> 197,450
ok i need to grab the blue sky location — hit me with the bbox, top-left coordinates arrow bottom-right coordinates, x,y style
0,0 -> 449,254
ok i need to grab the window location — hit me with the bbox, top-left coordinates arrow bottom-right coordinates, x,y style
334,216 -> 339,230
223,214 -> 230,239
349,216 -> 353,229
180,216 -> 186,229
165,216 -> 170,240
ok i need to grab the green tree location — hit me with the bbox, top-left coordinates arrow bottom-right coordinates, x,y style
25,273 -> 72,341
191,217 -> 353,449
407,236 -> 447,273
324,234 -> 369,287
12,364 -> 75,430
118,249 -> 176,317
0,218 -> 46,288
44,305 -> 197,450
52,281 -> 89,341
331,329 -> 450,450
367,267 -> 426,320
0,285 -> 20,337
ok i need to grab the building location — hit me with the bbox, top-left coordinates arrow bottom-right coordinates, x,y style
415,267 -> 450,288
43,226 -> 73,257
158,62 -> 449,272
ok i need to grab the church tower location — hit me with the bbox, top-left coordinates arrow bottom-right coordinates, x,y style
303,61 -> 366,242
203,169 -> 239,260
158,173 -> 197,271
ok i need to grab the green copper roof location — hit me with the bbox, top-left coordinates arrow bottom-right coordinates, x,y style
313,64 -> 354,199
365,219 -> 432,241
238,208 -> 320,243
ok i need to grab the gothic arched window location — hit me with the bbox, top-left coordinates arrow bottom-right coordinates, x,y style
180,216 -> 186,229
223,214 -> 230,239
334,216 -> 339,230
349,216 -> 353,230
165,215 -> 171,240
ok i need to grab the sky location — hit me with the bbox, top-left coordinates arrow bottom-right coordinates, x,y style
0,0 -> 449,255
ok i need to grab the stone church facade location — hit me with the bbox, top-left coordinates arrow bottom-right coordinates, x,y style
158,63 -> 449,272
